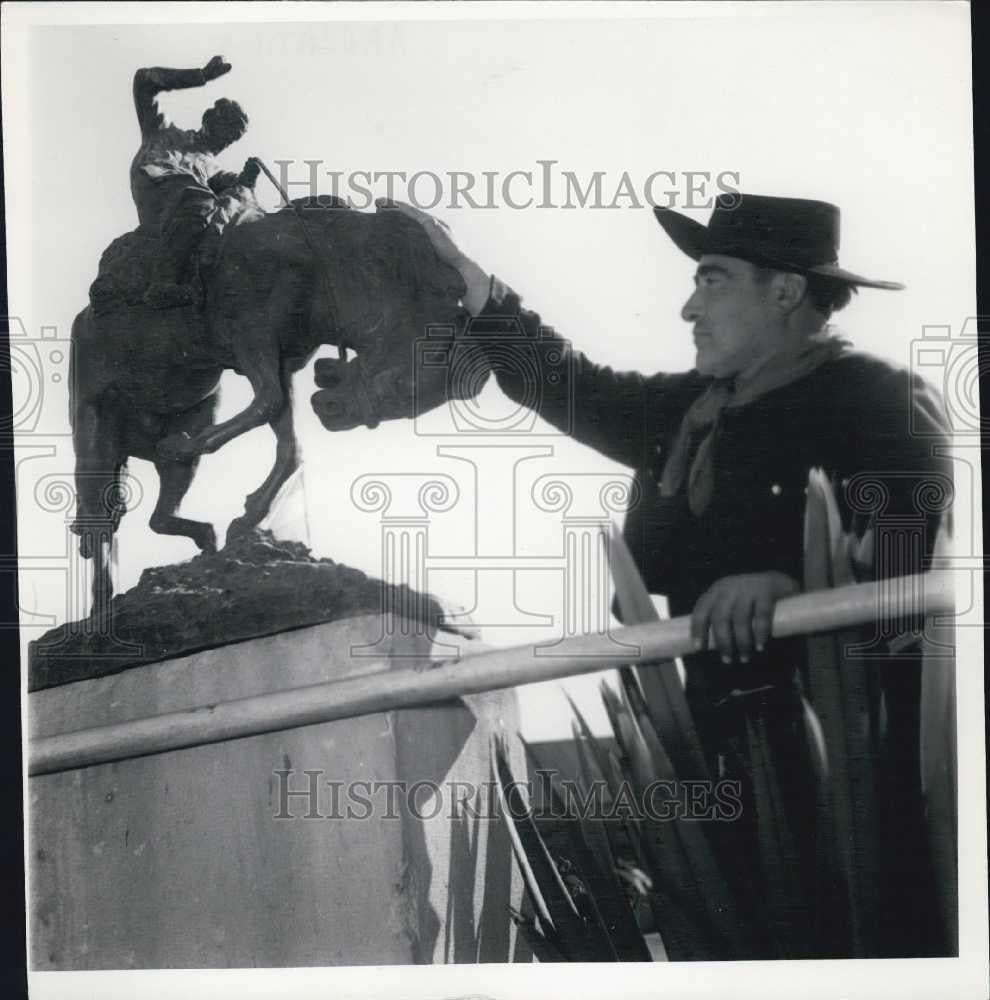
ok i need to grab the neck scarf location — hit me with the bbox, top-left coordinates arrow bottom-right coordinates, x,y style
659,328 -> 851,516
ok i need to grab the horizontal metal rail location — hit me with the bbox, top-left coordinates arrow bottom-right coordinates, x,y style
28,572 -> 955,776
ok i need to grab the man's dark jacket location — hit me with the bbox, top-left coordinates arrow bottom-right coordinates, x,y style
472,283 -> 953,957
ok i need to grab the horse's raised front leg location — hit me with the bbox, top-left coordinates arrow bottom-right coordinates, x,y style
226,362 -> 301,544
156,273 -> 302,463
156,354 -> 284,462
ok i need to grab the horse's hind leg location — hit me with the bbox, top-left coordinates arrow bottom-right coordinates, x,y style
149,394 -> 218,552
226,360 -> 300,543
150,456 -> 217,553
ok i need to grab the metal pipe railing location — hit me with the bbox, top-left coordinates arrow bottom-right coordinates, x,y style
28,572 -> 955,776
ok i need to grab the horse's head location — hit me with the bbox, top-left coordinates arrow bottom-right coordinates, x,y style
311,314 -> 488,434
311,354 -> 406,431
309,208 -> 485,432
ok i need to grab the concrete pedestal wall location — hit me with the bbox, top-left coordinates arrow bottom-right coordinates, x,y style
29,616 -> 527,968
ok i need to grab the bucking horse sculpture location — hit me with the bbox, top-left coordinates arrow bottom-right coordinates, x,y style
70,195 -> 473,615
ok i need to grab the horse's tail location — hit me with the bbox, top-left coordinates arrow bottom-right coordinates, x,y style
68,308 -> 128,560
68,308 -> 85,431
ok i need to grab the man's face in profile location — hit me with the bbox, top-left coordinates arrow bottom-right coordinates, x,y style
680,254 -> 779,378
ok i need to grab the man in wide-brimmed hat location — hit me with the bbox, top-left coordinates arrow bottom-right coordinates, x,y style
385,193 -> 952,958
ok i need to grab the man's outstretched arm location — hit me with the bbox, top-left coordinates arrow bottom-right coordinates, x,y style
133,55 -> 231,136
379,198 -> 704,470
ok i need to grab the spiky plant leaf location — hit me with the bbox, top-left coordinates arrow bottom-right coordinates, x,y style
490,734 -> 564,936
618,667 -> 678,782
519,738 -> 622,961
536,730 -> 618,879
802,470 -> 882,955
510,908 -> 567,963
569,719 -> 658,930
743,712 -> 808,957
606,524 -> 710,781
492,733 -> 612,960
564,691 -> 622,800
522,737 -> 651,961
600,682 -> 656,792
919,521 -> 958,953
571,719 -> 611,800
598,685 -> 735,957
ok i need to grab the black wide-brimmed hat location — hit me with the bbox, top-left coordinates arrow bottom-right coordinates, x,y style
653,193 -> 904,289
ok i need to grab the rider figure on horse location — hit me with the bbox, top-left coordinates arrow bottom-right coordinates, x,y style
129,55 -> 262,309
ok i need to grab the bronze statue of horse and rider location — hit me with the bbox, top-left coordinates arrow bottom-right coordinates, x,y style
70,57 -> 471,615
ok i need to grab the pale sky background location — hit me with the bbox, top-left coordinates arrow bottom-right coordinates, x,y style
5,3 -> 977,744
3,4 -> 984,999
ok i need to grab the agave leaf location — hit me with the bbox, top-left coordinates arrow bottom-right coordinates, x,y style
618,668 -> 678,783
491,733 -> 605,960
492,732 -> 579,923
802,470 -> 883,954
571,723 -> 658,922
600,682 -> 656,792
490,735 -> 556,934
615,673 -> 728,935
919,521 -> 957,953
614,857 -> 653,897
604,527 -> 758,956
564,691 -> 621,799
640,882 -> 721,961
606,524 -> 710,782
800,696 -> 829,784
634,813 -> 742,960
522,738 -> 622,961
611,777 -> 721,962
545,727 -> 619,878
743,712 -> 807,957
570,723 -> 638,850
571,719 -> 611,799
510,908 -> 567,963
522,738 -> 651,962
570,721 -> 643,867
572,738 -> 629,853
598,682 -> 745,957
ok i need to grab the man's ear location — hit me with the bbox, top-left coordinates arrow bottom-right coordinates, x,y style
770,271 -> 808,315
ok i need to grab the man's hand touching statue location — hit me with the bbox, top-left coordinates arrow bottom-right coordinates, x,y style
376,199 -> 492,315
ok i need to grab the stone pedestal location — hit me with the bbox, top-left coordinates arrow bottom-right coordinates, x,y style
29,615 -> 526,968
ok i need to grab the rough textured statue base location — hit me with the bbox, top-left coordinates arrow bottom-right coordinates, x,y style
28,528 -> 471,691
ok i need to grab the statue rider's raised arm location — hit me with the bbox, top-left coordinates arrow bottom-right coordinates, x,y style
133,59 -> 230,137
127,56 -> 260,310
